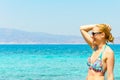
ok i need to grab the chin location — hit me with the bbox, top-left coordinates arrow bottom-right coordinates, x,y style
93,41 -> 98,45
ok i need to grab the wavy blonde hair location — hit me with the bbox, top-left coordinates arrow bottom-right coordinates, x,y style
96,24 -> 114,43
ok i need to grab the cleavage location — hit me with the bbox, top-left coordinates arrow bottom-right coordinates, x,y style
91,51 -> 101,64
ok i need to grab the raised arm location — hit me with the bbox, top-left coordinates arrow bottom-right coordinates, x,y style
80,24 -> 96,47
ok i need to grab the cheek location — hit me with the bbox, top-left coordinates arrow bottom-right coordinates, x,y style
94,36 -> 101,40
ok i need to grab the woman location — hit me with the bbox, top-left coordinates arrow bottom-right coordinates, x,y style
80,24 -> 114,80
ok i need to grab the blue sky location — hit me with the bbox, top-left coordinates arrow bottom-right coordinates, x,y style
0,0 -> 119,36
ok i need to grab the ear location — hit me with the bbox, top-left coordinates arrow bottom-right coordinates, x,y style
101,32 -> 105,38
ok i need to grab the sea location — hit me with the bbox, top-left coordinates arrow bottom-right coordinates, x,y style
0,44 -> 119,80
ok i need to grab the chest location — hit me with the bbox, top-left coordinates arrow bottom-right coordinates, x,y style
90,51 -> 102,63
90,51 -> 107,64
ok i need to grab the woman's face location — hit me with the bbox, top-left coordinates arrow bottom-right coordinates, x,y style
91,27 -> 105,45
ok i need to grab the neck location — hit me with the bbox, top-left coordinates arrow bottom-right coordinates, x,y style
93,41 -> 106,51
98,44 -> 105,49
97,42 -> 106,50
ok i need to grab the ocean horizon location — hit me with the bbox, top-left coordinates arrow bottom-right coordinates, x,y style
0,44 -> 119,80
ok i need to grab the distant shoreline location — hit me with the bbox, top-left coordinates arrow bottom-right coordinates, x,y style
0,43 -> 119,45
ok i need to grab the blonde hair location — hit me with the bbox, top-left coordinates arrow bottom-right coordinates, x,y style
96,24 -> 114,43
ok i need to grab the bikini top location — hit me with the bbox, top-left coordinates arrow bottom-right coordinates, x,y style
87,45 -> 107,72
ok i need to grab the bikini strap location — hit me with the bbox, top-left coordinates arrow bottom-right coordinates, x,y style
99,44 -> 107,59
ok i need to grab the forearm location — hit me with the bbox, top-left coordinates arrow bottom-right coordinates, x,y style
79,24 -> 95,46
80,24 -> 96,32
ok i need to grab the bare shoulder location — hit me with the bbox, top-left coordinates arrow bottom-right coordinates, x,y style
104,45 -> 114,58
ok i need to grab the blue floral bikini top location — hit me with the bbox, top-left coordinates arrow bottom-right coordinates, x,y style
87,45 -> 107,72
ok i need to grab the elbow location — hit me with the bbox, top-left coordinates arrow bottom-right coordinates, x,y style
80,26 -> 84,31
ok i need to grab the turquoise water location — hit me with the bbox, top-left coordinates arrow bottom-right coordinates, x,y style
0,44 -> 119,80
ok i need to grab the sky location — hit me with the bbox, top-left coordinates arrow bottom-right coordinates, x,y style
0,0 -> 120,36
